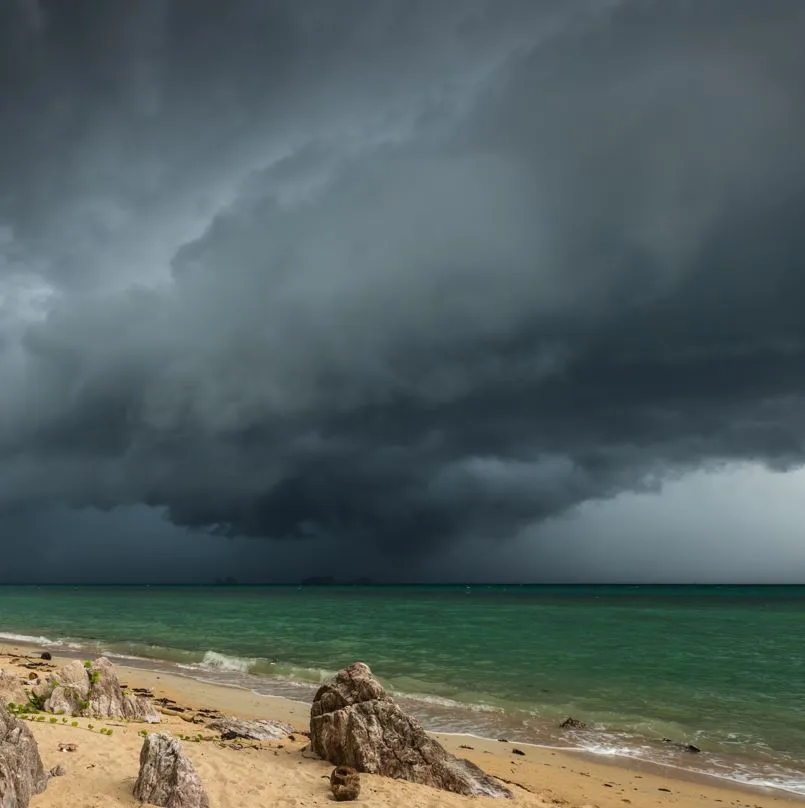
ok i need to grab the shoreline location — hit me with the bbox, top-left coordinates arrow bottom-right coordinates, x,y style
2,641 -> 804,807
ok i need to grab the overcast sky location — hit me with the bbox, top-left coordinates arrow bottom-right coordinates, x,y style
1,0 -> 804,583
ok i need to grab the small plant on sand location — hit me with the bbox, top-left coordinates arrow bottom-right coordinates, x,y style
100,727 -> 114,736
71,721 -> 78,728
36,715 -> 45,722
49,717 -> 58,724
87,723 -> 94,731
138,729 -> 148,737
61,717 -> 67,723
28,693 -> 46,711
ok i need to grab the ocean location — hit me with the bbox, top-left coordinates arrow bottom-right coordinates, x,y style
1,584 -> 803,795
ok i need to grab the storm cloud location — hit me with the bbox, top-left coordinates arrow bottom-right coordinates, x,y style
1,0 -> 805,577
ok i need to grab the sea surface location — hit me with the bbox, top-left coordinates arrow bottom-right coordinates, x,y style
1,584 -> 803,795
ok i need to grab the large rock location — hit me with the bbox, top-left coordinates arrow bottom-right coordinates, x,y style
35,658 -> 159,722
133,733 -> 209,808
0,672 -> 27,709
0,704 -> 48,808
310,662 -> 511,798
41,660 -> 90,716
87,658 -> 160,723
207,716 -> 292,741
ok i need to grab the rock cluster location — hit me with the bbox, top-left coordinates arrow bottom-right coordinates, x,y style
34,657 -> 160,722
310,662 -> 511,798
133,733 -> 209,808
0,703 -> 48,808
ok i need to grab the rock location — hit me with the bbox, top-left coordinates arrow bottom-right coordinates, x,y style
57,743 -> 77,753
42,661 -> 90,716
48,765 -> 66,778
207,717 -> 292,741
88,658 -> 160,723
0,671 -> 27,708
310,662 -> 511,798
330,765 -> 360,801
559,716 -> 587,730
133,733 -> 209,808
39,654 -> 51,662
661,738 -> 701,753
0,703 -> 48,807
36,658 -> 160,722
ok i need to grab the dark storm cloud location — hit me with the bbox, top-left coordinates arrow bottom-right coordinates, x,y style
1,0 -> 805,568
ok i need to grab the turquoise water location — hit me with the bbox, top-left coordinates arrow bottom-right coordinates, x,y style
1,584 -> 804,793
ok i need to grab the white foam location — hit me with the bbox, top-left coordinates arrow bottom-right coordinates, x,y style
0,632 -> 56,646
200,651 -> 257,673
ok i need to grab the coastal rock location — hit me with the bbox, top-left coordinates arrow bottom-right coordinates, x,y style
0,671 -> 27,708
662,738 -> 701,754
36,658 -> 160,722
133,733 -> 209,808
310,662 -> 511,798
559,716 -> 587,730
0,703 -> 48,807
208,717 -> 292,741
330,765 -> 360,801
42,661 -> 90,716
88,658 -> 161,723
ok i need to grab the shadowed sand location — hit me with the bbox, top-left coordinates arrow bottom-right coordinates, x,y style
1,646 -> 802,808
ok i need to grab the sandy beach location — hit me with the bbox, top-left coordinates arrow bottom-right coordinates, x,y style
1,644 -> 801,808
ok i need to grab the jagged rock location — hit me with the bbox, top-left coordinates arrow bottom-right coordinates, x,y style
0,703 -> 48,807
310,662 -> 511,798
48,765 -> 66,778
0,671 -> 27,708
330,766 -> 360,801
208,717 -> 292,741
88,658 -> 160,722
133,733 -> 209,808
39,654 -> 51,662
559,716 -> 587,730
42,661 -> 90,716
35,658 -> 160,722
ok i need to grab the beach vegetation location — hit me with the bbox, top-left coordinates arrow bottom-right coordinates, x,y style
83,660 -> 92,669
49,716 -> 58,723
28,693 -> 46,711
71,721 -> 78,727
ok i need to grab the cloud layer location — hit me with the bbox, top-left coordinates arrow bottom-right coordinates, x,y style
2,1 -> 805,571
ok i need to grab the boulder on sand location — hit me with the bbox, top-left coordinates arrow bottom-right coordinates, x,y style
310,662 -> 511,798
35,657 -> 160,722
0,703 -> 48,808
133,733 -> 209,808
0,671 -> 28,708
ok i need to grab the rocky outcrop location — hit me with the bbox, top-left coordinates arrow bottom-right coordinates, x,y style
33,658 -> 160,722
87,658 -> 160,723
310,662 -> 511,798
41,660 -> 90,716
133,733 -> 209,808
0,703 -> 48,807
0,671 -> 27,708
330,766 -> 360,801
207,716 -> 292,741
33,658 -> 159,722
558,716 -> 587,730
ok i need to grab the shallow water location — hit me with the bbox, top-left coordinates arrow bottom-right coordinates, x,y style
1,584 -> 803,794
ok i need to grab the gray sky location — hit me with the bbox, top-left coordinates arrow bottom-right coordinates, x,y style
1,0 -> 804,583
